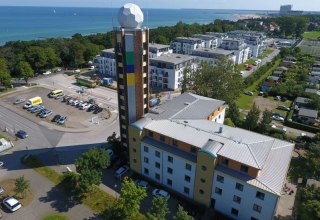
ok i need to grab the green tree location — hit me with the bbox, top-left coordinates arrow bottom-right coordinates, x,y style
174,205 -> 194,220
243,103 -> 260,131
226,101 -> 241,126
0,58 -> 11,87
258,109 -> 273,133
78,168 -> 102,193
25,46 -> 48,73
17,61 -> 34,85
181,65 -> 192,94
224,118 -> 236,127
146,197 -> 170,220
301,200 -> 320,220
75,147 -> 110,173
14,176 -> 30,198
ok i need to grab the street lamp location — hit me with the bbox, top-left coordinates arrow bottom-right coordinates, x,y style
114,184 -> 118,199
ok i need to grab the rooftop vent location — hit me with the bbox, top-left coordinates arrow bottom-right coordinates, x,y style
219,127 -> 223,133
184,120 -> 188,124
184,102 -> 191,105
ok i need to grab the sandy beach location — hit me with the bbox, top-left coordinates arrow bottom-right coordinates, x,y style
233,13 -> 269,20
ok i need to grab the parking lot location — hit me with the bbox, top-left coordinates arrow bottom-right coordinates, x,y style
2,86 -> 111,129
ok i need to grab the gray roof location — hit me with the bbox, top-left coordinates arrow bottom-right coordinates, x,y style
150,54 -> 195,65
298,108 -> 318,118
145,93 -> 224,120
295,97 -> 312,104
278,66 -> 288,71
305,88 -> 320,94
273,70 -> 283,75
192,48 -> 234,56
268,76 -> 280,81
142,119 -> 293,195
149,43 -> 170,50
101,48 -> 115,53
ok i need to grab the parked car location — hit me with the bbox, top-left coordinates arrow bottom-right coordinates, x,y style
16,130 -> 28,139
57,116 -> 67,125
275,96 -> 281,101
76,101 -> 83,108
72,100 -> 79,106
31,105 -> 45,113
93,107 -> 103,114
54,93 -> 64,100
27,105 -> 39,112
134,180 -> 150,189
40,110 -> 52,118
52,114 -> 61,122
272,115 -> 284,121
37,109 -> 47,117
80,103 -> 92,110
244,91 -> 254,96
23,102 -> 32,109
2,197 -> 22,212
13,98 -> 25,105
0,186 -> 4,194
152,189 -> 170,200
87,104 -> 98,112
67,99 -> 75,105
78,102 -> 88,109
277,105 -> 290,111
0,162 -> 3,168
114,165 -> 129,179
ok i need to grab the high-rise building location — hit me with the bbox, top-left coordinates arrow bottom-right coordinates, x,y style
114,3 -> 149,149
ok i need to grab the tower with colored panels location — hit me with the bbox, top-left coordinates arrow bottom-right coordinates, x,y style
114,3 -> 149,149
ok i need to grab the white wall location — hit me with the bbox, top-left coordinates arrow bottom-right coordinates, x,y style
212,108 -> 225,124
141,141 -> 196,199
211,171 -> 278,220
95,56 -> 116,77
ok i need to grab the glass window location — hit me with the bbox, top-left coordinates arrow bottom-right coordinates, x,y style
215,187 -> 222,195
167,179 -> 172,186
149,131 -> 154,137
133,148 -> 136,153
184,175 -> 191,183
240,165 -> 248,173
184,187 -> 190,195
256,191 -> 265,200
201,165 -> 207,171
253,204 -> 262,213
168,156 -> 173,163
144,157 -> 149,163
217,175 -> 224,183
155,162 -> 160,169
173,139 -> 178,146
160,135 -> 165,142
144,168 -> 149,175
155,173 -> 160,180
200,178 -> 206,183
222,158 -> 229,166
132,137 -> 136,142
144,146 -> 149,153
133,159 -> 137,163
235,183 -> 244,191
167,167 -> 173,174
199,189 -> 204,194
185,163 -> 192,171
233,195 -> 241,203
155,151 -> 160,158
231,208 -> 239,216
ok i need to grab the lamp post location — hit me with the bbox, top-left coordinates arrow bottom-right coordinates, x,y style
114,184 -> 118,199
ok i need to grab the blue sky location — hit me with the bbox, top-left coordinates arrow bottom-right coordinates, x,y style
0,0 -> 319,11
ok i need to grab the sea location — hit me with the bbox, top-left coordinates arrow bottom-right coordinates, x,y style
0,6 -> 276,45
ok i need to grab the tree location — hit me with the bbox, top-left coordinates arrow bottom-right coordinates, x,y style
243,103 -> 260,131
14,176 -> 30,198
301,200 -> 320,220
146,197 -> 170,220
226,101 -> 241,126
224,118 -> 236,127
75,147 -> 110,173
78,168 -> 102,193
174,205 -> 194,220
181,65 -> 192,94
258,109 -> 273,133
115,177 -> 147,218
0,58 -> 11,87
17,61 -> 34,85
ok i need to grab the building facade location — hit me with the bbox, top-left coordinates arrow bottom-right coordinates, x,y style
220,38 -> 249,64
191,48 -> 236,65
171,37 -> 205,55
94,49 -> 117,77
149,43 -> 173,58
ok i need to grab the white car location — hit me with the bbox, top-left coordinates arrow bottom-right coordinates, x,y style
272,115 -> 284,121
0,161 -> 4,168
72,100 -> 79,106
134,179 -> 150,189
152,188 -> 170,200
0,186 -> 4,194
80,103 -> 92,110
3,197 -> 22,212
114,165 -> 129,179
277,105 -> 290,111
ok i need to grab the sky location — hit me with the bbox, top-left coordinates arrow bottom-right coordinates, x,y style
0,0 -> 319,11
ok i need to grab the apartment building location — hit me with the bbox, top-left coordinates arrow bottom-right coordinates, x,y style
192,48 -> 236,65
192,34 -> 218,49
205,32 -> 228,47
149,43 -> 173,58
128,92 -> 293,220
171,37 -> 205,55
149,54 -> 196,90
227,31 -> 267,58
93,49 -> 117,77
220,38 -> 250,64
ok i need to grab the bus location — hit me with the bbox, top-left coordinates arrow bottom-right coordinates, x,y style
49,89 -> 63,98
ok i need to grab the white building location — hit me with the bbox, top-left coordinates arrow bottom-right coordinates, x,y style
205,32 -> 229,47
149,43 -> 173,58
192,48 -> 236,65
192,34 -> 218,49
94,48 -> 116,77
220,38 -> 250,64
171,37 -> 205,55
150,54 -> 196,90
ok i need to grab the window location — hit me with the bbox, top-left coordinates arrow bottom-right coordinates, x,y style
133,148 -> 136,153
184,187 -> 190,195
253,204 -> 262,213
144,146 -> 149,153
184,175 -> 191,183
240,165 -> 248,173
167,179 -> 172,186
185,163 -> 192,171
144,157 -> 149,163
191,147 -> 198,153
155,162 -> 160,169
149,131 -> 154,137
133,159 -> 137,163
200,178 -> 206,183
155,173 -> 160,180
231,208 -> 239,216
167,167 -> 173,174
215,187 -> 222,195
217,175 -> 224,183
155,151 -> 160,158
201,165 -> 207,171
144,168 -> 149,175
199,189 -> 204,194
168,156 -> 173,163
173,139 -> 178,146
233,195 -> 241,203
235,183 -> 244,191
222,158 -> 229,166
132,137 -> 136,142
160,135 -> 165,142
256,191 -> 265,200
251,217 -> 258,220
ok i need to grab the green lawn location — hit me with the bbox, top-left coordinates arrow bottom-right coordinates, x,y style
238,58 -> 255,71
42,214 -> 70,220
303,31 -> 320,39
264,48 -> 274,54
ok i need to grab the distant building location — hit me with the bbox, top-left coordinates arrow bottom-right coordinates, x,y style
171,37 -> 205,55
150,54 -> 196,90
279,4 -> 303,16
94,49 -> 116,77
220,38 -> 250,64
191,48 -> 236,65
149,43 -> 173,58
206,32 -> 228,47
192,34 -> 218,49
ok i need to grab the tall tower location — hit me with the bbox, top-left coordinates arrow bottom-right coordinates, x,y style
114,3 -> 149,150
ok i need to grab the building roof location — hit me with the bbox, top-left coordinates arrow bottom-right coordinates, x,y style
149,43 -> 170,50
150,54 -> 195,65
273,70 -> 283,75
192,48 -> 234,56
268,76 -> 280,81
144,93 -> 224,120
295,97 -> 312,104
305,88 -> 320,95
307,179 -> 320,188
298,108 -> 318,118
277,66 -> 288,71
141,119 -> 293,195
101,48 -> 115,53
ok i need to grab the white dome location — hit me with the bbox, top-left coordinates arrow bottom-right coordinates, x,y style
118,3 -> 144,29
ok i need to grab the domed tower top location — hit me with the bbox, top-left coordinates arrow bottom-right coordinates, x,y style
117,3 -> 144,29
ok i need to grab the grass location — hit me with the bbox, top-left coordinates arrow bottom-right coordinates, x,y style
22,155 -> 116,215
0,179 -> 33,206
264,48 -> 274,54
303,31 -> 320,39
238,58 -> 255,71
299,39 -> 320,56
236,59 -> 281,109
42,214 -> 70,220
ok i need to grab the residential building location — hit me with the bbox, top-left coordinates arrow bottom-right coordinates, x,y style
294,97 -> 312,109
297,108 -> 318,125
191,48 -> 236,65
150,54 -> 196,90
305,88 -> 320,96
171,37 -> 205,55
206,32 -> 228,47
94,49 -> 117,77
149,43 -> 173,58
220,38 -> 250,64
128,92 -> 293,220
114,3 -> 149,149
192,34 -> 218,49
280,5 -> 293,15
